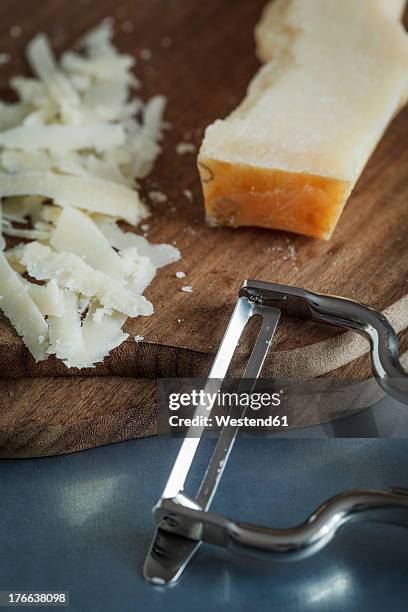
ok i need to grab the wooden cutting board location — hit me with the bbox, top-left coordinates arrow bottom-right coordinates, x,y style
1,0 -> 408,457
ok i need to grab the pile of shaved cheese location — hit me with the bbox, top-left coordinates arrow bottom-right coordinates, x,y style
0,20 -> 180,368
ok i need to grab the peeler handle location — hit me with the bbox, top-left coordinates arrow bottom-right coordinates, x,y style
226,490 -> 408,561
157,488 -> 408,562
241,281 -> 408,406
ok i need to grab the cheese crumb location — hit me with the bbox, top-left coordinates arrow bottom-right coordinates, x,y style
175,271 -> 186,278
181,285 -> 193,293
148,190 -> 168,203
140,48 -> 152,61
0,53 -> 10,65
134,334 -> 144,342
122,20 -> 133,33
10,26 -> 22,39
176,142 -> 196,155
183,189 -> 193,201
161,36 -> 172,48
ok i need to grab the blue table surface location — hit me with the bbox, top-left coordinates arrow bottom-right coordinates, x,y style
1,420 -> 408,612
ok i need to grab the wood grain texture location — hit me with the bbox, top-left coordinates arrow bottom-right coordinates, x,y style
0,374 -> 387,458
0,377 -> 158,458
0,0 -> 407,456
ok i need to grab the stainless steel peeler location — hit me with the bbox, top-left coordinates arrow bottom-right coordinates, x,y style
144,280 -> 408,585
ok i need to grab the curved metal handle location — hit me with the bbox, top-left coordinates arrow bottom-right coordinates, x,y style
240,281 -> 408,406
226,488 -> 408,561
157,487 -> 408,562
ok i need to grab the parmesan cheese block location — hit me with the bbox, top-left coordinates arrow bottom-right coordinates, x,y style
381,0 -> 407,20
198,0 -> 408,240
255,0 -> 407,64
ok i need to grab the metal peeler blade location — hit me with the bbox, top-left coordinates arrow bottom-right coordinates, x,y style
144,281 -> 408,586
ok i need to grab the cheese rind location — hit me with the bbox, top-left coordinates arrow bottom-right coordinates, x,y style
200,159 -> 350,240
199,0 -> 408,240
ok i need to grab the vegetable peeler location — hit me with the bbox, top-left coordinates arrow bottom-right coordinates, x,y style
144,280 -> 408,585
